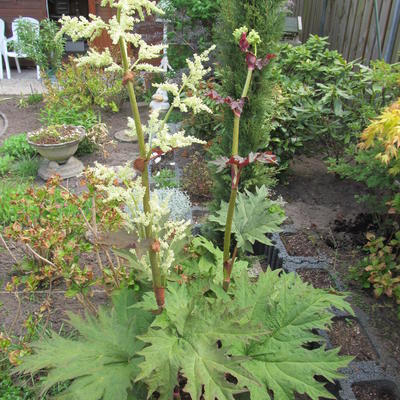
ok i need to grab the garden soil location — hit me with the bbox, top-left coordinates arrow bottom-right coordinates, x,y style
0,97 -> 399,376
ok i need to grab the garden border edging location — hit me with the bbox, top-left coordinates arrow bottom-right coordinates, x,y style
256,225 -> 400,399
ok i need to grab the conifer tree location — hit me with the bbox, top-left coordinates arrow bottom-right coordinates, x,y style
210,0 -> 286,205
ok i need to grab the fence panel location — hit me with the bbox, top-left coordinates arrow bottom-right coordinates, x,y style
294,0 -> 400,63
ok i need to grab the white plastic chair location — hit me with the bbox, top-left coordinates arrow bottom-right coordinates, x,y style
0,19 -> 6,79
4,17 -> 41,80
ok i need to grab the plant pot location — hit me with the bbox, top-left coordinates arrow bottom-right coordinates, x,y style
27,126 -> 85,164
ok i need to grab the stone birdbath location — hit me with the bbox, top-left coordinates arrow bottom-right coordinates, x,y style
27,125 -> 86,180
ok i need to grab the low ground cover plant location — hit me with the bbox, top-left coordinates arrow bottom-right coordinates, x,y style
0,134 -> 39,178
0,134 -> 36,160
17,93 -> 43,108
11,2 -> 354,399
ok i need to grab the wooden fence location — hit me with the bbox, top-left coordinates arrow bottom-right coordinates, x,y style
294,0 -> 400,64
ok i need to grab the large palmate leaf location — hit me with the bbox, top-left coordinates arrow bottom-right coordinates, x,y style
18,289 -> 154,400
138,270 -> 353,400
137,284 -> 263,400
209,185 -> 286,253
231,269 -> 354,400
183,236 -> 248,283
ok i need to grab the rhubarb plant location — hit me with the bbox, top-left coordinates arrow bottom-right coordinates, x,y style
17,2 -> 354,399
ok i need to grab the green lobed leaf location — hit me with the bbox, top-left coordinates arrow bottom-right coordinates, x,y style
182,236 -> 248,284
231,269 -> 354,400
18,289 -> 154,400
137,284 -> 261,400
209,185 -> 286,253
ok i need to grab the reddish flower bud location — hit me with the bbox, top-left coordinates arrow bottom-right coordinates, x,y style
151,240 -> 161,253
246,52 -> 257,70
255,53 -> 276,70
239,32 -> 250,52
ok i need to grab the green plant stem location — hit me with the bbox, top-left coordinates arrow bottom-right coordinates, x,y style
118,11 -> 164,309
222,68 -> 253,291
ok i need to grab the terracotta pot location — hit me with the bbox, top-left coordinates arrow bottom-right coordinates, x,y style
27,126 -> 85,164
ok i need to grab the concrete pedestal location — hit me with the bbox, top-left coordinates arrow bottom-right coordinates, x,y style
38,156 -> 84,180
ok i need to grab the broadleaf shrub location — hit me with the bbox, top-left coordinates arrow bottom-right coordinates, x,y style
336,99 -> 400,315
271,36 -> 400,163
3,178 -> 92,290
43,58 -> 126,113
350,233 -> 400,318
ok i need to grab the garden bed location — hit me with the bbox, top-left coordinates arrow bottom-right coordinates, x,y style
1,96 -> 400,399
280,231 -> 319,257
296,268 -> 334,289
352,382 -> 399,400
328,317 -> 378,362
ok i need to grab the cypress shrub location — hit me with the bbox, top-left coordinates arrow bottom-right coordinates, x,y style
209,0 -> 286,206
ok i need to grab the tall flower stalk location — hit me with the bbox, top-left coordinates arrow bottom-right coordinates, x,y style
208,27 -> 276,291
117,7 -> 163,307
222,66 -> 253,291
58,0 -> 213,310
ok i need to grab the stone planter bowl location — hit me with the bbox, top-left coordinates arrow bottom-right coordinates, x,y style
27,126 -> 86,164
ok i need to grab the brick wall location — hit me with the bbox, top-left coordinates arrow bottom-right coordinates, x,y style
0,0 -> 47,36
91,1 -> 163,54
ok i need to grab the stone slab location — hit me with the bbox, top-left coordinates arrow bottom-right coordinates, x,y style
114,129 -> 138,143
0,69 -> 46,95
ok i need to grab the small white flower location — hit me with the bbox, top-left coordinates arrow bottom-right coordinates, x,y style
138,41 -> 165,60
76,48 -> 113,68
152,127 -> 206,153
135,63 -> 164,73
153,82 -> 179,97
